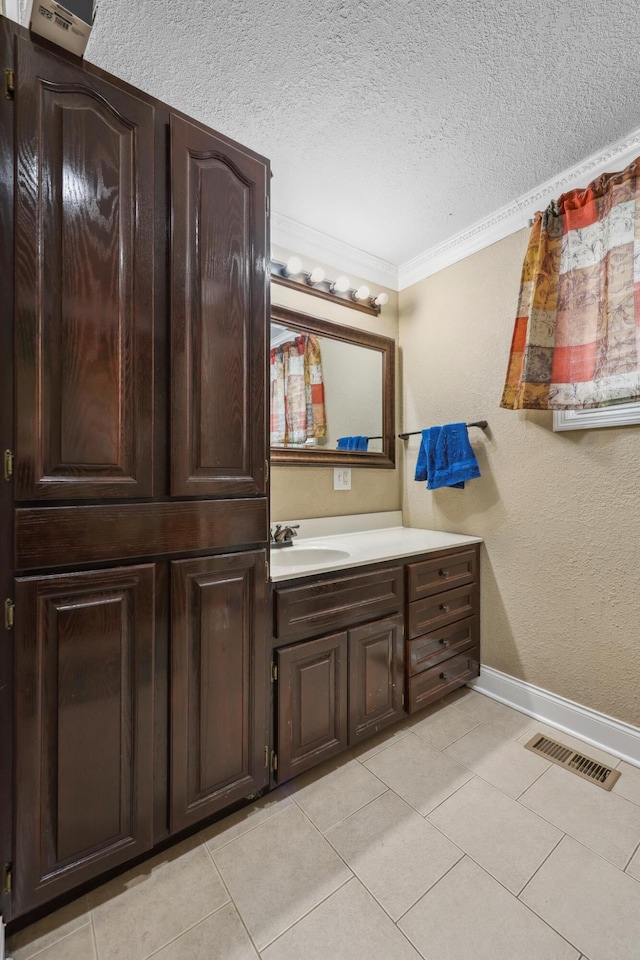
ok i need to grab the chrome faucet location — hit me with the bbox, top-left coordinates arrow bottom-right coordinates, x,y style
270,524 -> 299,547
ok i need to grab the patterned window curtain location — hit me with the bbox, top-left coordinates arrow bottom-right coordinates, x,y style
501,155 -> 640,410
269,335 -> 326,445
304,334 -> 326,441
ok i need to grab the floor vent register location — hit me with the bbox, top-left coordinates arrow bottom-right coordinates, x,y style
524,733 -> 621,791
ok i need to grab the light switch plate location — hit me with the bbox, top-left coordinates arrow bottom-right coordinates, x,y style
333,468 -> 351,491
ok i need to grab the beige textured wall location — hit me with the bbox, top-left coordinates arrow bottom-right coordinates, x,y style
399,230 -> 640,727
270,246 -> 401,520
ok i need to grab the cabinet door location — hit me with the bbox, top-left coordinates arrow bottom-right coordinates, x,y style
170,551 -> 268,832
13,565 -> 155,915
276,633 -> 348,783
170,114 -> 268,497
14,38 -> 155,500
348,615 -> 405,744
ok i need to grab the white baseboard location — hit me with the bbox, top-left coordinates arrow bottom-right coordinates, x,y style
471,666 -> 640,767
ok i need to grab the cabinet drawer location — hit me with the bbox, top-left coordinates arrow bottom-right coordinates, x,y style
408,616 -> 478,676
274,565 -> 403,640
407,647 -> 480,713
408,582 -> 478,640
407,548 -> 477,601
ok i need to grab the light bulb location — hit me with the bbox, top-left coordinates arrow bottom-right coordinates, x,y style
284,256 -> 302,276
333,275 -> 351,293
374,292 -> 389,306
309,267 -> 325,284
354,285 -> 370,300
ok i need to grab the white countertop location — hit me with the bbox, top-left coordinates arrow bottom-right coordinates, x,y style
269,525 -> 482,581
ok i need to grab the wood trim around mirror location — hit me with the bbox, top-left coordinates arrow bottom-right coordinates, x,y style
270,305 -> 396,469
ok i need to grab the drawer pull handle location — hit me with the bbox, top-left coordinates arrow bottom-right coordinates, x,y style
440,603 -> 450,612
438,638 -> 449,646
439,671 -> 449,680
439,569 -> 449,577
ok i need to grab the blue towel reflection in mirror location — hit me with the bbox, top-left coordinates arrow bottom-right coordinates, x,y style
414,423 -> 481,490
337,436 -> 369,451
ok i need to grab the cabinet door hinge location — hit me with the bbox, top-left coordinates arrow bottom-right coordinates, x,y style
401,693 -> 405,707
264,458 -> 269,484
264,745 -> 269,769
4,600 -> 14,631
270,750 -> 278,772
266,195 -> 270,215
4,68 -> 14,101
270,661 -> 277,683
2,862 -> 12,896
3,450 -> 13,482
265,560 -> 269,582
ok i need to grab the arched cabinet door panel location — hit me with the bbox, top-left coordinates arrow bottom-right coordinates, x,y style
170,114 -> 268,497
13,565 -> 155,915
14,38 -> 155,500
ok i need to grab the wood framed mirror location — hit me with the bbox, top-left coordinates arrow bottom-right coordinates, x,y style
270,305 -> 396,469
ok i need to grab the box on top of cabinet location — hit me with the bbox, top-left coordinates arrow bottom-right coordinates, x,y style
28,0 -> 96,56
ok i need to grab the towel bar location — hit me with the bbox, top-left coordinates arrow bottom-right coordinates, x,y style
397,421 -> 488,440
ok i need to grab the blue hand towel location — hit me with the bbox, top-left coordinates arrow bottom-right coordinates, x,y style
337,436 -> 369,451
414,423 -> 480,490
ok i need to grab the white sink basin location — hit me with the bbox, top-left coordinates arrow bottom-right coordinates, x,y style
270,547 -> 350,566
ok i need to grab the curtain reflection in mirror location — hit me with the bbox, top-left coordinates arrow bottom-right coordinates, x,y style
270,334 -> 326,447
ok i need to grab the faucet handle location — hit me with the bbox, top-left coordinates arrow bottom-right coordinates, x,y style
270,524 -> 282,542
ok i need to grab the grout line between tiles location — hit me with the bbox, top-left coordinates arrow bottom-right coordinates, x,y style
516,835 -> 640,956
410,712 -> 484,752
257,875 -> 354,953
142,902 -> 254,960
200,833 -> 262,957
515,760 -> 553,800
623,838 -> 640,873
90,915 -> 100,960
516,831 -> 566,898
198,792 -> 294,854
394,853 -> 467,924
421,771 -> 478,818
9,916 -> 94,960
515,774 -> 640,870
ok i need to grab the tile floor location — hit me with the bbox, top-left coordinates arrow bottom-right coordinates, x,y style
8,687 -> 640,960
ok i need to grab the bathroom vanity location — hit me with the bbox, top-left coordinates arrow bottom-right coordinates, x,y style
269,524 -> 482,783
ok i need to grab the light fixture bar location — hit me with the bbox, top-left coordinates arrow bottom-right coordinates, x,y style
270,259 -> 385,316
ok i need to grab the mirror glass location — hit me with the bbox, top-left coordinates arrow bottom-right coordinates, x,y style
270,306 -> 395,469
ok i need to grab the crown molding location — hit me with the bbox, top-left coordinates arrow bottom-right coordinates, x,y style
398,125 -> 640,289
271,211 -> 399,291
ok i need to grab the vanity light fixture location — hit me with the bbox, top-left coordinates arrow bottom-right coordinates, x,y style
271,258 -> 387,316
283,255 -> 303,277
332,275 -> 351,293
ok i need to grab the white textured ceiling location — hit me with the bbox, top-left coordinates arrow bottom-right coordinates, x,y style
35,0 -> 640,266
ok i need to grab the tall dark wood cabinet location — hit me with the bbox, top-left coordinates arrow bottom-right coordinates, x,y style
0,16 -> 270,923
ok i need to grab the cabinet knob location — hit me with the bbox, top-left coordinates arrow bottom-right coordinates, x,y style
439,671 -> 449,680
438,638 -> 449,646
440,603 -> 450,612
439,569 -> 449,577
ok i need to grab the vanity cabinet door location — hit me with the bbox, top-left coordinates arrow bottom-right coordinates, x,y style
13,565 -> 155,916
170,551 -> 268,832
276,632 -> 348,783
348,614 -> 405,743
14,37 -> 155,501
169,114 -> 268,498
